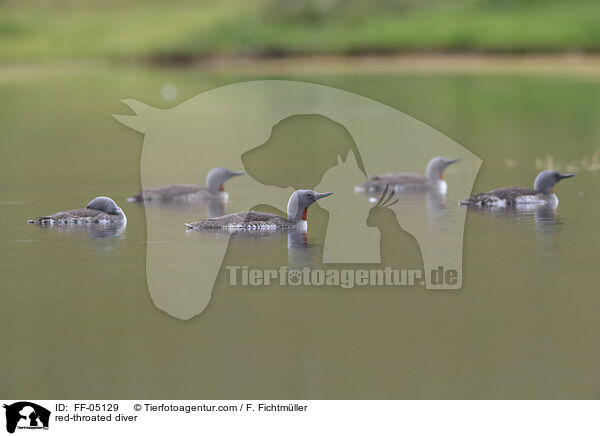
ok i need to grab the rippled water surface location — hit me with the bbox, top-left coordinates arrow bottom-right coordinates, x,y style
1,68 -> 599,398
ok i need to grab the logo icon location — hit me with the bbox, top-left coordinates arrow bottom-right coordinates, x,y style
3,402 -> 50,434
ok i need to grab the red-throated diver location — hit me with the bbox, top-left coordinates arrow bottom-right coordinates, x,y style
355,156 -> 460,194
28,196 -> 127,225
185,190 -> 333,231
127,167 -> 245,202
460,170 -> 574,208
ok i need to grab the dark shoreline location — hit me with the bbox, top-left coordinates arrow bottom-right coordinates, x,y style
144,52 -> 600,76
4,53 -> 600,82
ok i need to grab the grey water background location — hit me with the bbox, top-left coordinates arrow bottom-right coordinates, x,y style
1,67 -> 599,398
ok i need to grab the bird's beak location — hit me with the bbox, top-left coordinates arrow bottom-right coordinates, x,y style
232,171 -> 246,177
559,173 -> 575,180
447,158 -> 461,165
315,192 -> 334,200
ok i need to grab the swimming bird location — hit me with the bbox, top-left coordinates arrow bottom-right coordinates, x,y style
28,196 -> 127,225
127,167 -> 245,202
355,156 -> 460,194
185,190 -> 333,231
460,170 -> 574,208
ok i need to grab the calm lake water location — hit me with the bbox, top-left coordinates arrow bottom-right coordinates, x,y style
1,67 -> 599,399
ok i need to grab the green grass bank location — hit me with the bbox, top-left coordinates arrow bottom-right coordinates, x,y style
2,0 -> 600,63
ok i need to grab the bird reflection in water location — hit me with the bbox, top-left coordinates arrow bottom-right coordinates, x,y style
132,197 -> 226,218
32,222 -> 126,239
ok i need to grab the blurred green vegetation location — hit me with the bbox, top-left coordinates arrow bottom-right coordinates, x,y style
1,0 -> 600,63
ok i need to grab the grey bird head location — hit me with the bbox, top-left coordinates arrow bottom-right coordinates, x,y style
425,156 -> 460,182
533,170 -> 575,194
86,196 -> 122,215
287,190 -> 334,221
206,167 -> 245,194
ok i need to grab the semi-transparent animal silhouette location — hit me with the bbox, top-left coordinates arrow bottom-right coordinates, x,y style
114,81 -> 480,319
